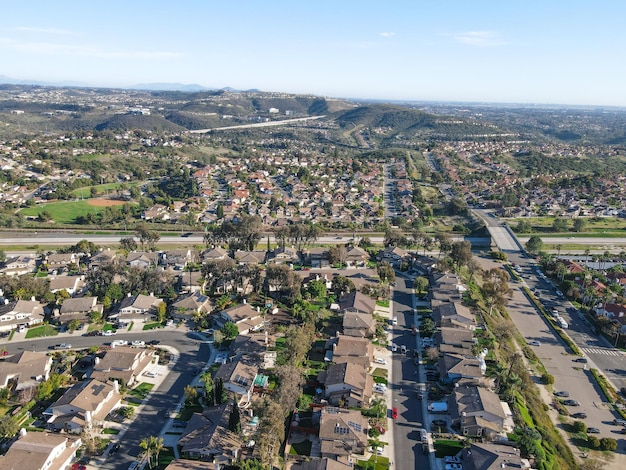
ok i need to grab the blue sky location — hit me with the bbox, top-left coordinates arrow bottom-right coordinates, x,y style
2,1 -> 625,106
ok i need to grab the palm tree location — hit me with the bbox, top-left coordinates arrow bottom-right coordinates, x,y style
140,435 -> 164,469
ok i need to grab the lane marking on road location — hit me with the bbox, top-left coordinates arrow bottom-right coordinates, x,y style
581,347 -> 625,357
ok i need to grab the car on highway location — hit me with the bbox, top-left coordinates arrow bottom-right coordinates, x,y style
554,391 -> 570,397
571,412 -> 587,419
391,407 -> 398,419
587,427 -> 600,434
563,399 -> 580,406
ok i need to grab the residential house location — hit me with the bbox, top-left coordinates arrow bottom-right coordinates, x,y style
327,335 -> 374,368
89,249 -> 117,269
218,303 -> 265,335
0,299 -> 45,332
178,270 -> 206,294
307,247 -> 331,268
113,293 -> 164,327
439,353 -> 484,384
126,251 -> 160,268
90,346 -> 155,387
170,292 -> 213,320
460,442 -> 529,470
290,459 -> 352,470
268,246 -> 300,265
433,302 -> 476,330
338,291 -> 376,315
48,275 -> 85,296
213,360 -> 258,405
177,402 -> 241,466
437,327 -> 476,357
345,246 -> 369,267
594,303 -> 626,333
0,431 -> 81,470
317,407 -> 368,462
377,246 -> 409,266
58,296 -> 103,325
451,380 -> 511,439
342,312 -> 376,338
45,379 -> 122,433
319,362 -> 373,407
46,253 -> 78,272
164,460 -> 219,470
229,332 -> 276,369
233,250 -> 267,265
0,351 -> 52,392
163,249 -> 194,270
1,254 -> 37,276
201,247 -> 229,262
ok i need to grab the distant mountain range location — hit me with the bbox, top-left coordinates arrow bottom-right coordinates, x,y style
0,74 -> 249,93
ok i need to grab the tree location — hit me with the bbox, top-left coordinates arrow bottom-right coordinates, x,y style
573,218 -> 586,232
377,262 -> 395,284
414,276 -> 429,296
572,420 -> 587,433
552,217 -> 569,232
0,415 -> 19,438
424,346 -> 439,362
215,377 -> 225,405
329,245 -> 348,266
184,384 -> 198,404
200,370 -> 213,396
599,437 -> 618,451
67,319 -> 81,332
221,322 -> 239,340
331,275 -> 355,297
140,435 -> 165,469
449,241 -> 472,270
419,318 -> 435,338
229,397 -> 242,433
118,406 -> 134,419
119,237 -> 137,252
135,223 -> 160,251
525,235 -> 543,254
587,435 -> 600,449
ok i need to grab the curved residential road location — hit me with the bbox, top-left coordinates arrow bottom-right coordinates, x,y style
3,328 -> 213,470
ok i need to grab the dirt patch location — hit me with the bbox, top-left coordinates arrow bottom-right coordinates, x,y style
87,198 -> 128,207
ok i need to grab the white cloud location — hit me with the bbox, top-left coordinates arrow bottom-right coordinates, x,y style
379,32 -> 395,38
454,31 -> 504,47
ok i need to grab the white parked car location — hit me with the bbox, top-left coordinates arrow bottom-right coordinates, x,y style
143,371 -> 158,378
131,340 -> 145,347
374,357 -> 387,365
102,330 -> 117,336
112,340 -> 128,347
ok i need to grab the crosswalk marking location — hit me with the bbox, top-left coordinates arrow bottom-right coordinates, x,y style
581,347 -> 625,357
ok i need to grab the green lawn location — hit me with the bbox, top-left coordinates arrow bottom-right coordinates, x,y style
434,439 -> 465,458
143,322 -> 164,330
69,181 -> 142,197
289,439 -> 312,455
102,428 -> 120,435
128,382 -> 154,400
25,325 -> 59,338
20,200 -> 101,224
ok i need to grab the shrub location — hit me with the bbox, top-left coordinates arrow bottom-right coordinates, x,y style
599,437 -> 618,451
541,373 -> 554,385
572,421 -> 586,433
587,436 -> 600,449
